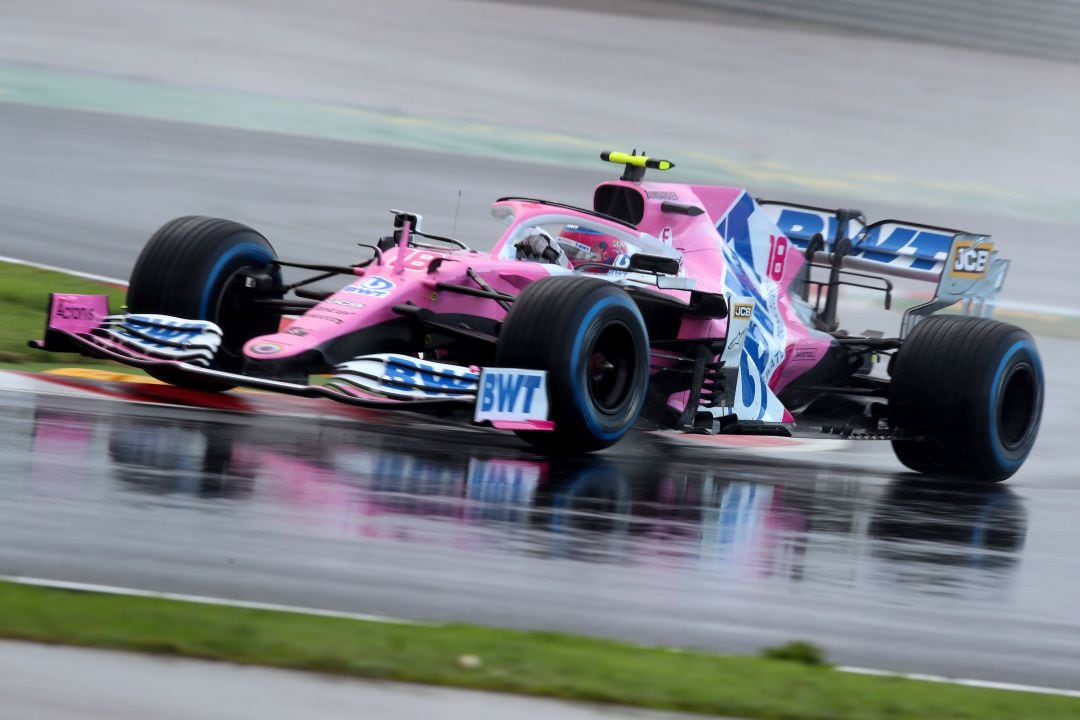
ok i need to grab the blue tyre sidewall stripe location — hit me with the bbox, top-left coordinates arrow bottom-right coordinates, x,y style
568,294 -> 647,442
198,243 -> 273,319
988,339 -> 1042,471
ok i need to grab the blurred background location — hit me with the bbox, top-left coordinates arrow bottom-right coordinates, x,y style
2,0 -> 1080,710
2,0 -> 1078,313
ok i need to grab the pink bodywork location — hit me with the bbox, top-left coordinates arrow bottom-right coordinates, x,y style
241,247 -> 555,361
241,180 -> 835,421
48,294 -> 111,335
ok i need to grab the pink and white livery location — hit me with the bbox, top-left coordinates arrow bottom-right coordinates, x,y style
33,151 -> 1043,481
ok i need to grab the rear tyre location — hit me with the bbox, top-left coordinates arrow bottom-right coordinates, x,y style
888,315 -> 1043,482
497,276 -> 649,453
127,216 -> 282,391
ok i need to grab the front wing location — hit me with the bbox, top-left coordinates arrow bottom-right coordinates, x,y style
30,294 -> 554,431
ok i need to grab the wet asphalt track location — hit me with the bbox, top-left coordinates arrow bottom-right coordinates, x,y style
2,0 -> 1080,699
0,326 -> 1078,690
2,101 -> 1078,315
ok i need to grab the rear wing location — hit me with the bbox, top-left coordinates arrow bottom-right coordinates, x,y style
758,201 -> 1009,336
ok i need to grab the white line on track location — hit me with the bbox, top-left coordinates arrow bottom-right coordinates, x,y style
0,255 -> 128,286
0,575 -> 421,626
5,575 -> 1080,699
837,666 -> 1080,699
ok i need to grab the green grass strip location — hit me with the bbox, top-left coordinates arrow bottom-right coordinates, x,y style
0,580 -> 1076,719
0,261 -> 126,366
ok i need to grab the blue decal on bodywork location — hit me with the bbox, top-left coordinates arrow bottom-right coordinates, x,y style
714,194 -> 786,420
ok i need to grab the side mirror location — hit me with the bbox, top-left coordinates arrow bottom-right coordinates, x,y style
390,209 -> 423,232
629,253 -> 681,276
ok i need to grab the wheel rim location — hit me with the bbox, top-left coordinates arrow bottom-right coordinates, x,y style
214,267 -> 279,363
997,361 -> 1038,450
587,321 -> 637,414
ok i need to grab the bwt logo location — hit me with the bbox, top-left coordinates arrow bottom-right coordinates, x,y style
775,209 -> 953,264
383,357 -> 475,393
480,373 -> 543,414
344,275 -> 395,298
950,241 -> 993,279
127,320 -> 203,343
733,303 -> 753,319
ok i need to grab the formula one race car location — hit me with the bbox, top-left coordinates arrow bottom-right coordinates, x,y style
32,151 -> 1043,481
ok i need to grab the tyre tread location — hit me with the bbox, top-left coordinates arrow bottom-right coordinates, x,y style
889,314 -> 1042,481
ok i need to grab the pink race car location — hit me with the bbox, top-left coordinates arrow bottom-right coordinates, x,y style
33,151 -> 1043,480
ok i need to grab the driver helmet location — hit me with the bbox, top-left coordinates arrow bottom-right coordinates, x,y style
556,225 -> 623,266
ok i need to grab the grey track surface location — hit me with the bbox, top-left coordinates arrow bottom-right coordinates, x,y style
3,0 -> 1080,220
1,101 -> 1077,314
0,640 -> 705,720
0,102 -> 600,282
1,0 -> 1080,711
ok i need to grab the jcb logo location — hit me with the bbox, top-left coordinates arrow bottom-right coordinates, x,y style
733,303 -> 753,319
950,241 -> 993,279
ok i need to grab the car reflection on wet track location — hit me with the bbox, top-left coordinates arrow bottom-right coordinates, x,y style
53,403 -> 1025,591
869,481 -> 1026,595
10,392 -> 1060,688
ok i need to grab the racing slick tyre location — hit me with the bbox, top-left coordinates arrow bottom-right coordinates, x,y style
126,216 -> 283,391
888,315 -> 1043,482
497,276 -> 649,453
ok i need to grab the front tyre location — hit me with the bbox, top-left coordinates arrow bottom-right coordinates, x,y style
127,216 -> 283,391
888,315 -> 1043,482
497,276 -> 649,453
